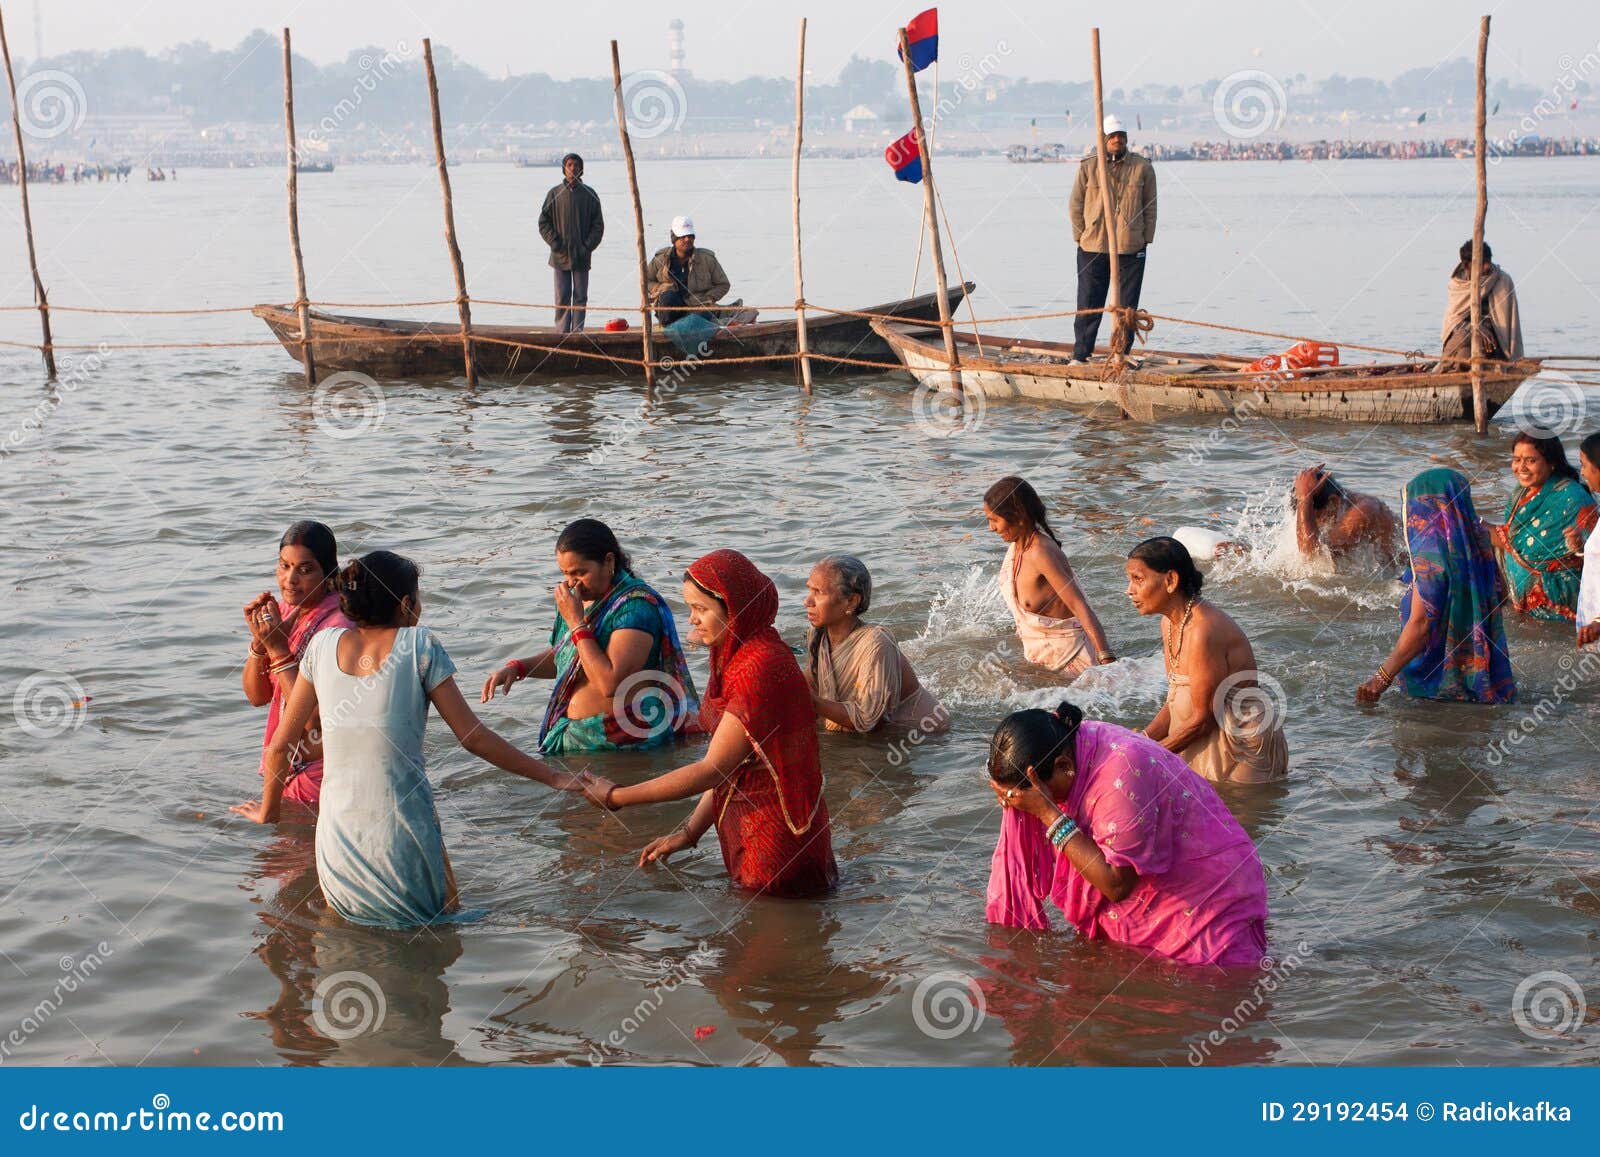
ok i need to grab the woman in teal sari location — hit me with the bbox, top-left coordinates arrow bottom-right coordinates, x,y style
480,520 -> 700,753
1357,468 -> 1515,705
1489,433 -> 1597,622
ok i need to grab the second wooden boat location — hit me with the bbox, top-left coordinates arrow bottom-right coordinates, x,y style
872,320 -> 1543,424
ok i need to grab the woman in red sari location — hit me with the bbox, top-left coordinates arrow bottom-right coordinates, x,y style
580,549 -> 837,897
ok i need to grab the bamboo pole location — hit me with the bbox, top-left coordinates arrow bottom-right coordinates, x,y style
281,29 -> 315,386
610,40 -> 655,389
1090,29 -> 1123,367
0,5 -> 56,379
792,18 -> 812,393
1470,15 -> 1490,433
897,27 -> 959,389
422,38 -> 477,387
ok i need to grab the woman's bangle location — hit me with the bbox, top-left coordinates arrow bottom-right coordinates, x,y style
604,784 -> 619,811
249,641 -> 268,658
571,626 -> 596,645
1376,663 -> 1395,688
1046,814 -> 1079,850
506,658 -> 528,680
1097,651 -> 1116,663
269,658 -> 299,675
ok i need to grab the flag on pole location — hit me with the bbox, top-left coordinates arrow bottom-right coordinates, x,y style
886,129 -> 923,183
1417,111 -> 1427,124
898,8 -> 939,72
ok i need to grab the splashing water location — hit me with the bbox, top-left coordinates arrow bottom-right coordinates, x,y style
1198,486 -> 1401,612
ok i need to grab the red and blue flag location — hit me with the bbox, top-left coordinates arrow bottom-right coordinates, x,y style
898,8 -> 939,72
885,129 -> 923,183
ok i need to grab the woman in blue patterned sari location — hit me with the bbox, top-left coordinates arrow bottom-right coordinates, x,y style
480,520 -> 700,753
1357,468 -> 1515,705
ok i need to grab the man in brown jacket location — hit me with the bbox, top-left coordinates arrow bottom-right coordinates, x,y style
1068,115 -> 1157,363
647,216 -> 732,326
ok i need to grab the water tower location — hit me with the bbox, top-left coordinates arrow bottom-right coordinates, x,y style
668,19 -> 689,78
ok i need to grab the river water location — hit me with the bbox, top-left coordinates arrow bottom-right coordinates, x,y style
1,156 -> 1597,1066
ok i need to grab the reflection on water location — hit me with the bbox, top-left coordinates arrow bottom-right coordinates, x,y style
2,159 -> 1598,1066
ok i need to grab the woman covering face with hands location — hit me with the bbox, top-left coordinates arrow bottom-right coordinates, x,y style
240,520 -> 355,809
480,519 -> 699,754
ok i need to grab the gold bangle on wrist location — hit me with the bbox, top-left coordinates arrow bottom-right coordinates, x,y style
1376,664 -> 1394,687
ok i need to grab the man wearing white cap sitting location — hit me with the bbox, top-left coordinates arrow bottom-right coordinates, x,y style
647,215 -> 732,327
1067,114 -> 1157,365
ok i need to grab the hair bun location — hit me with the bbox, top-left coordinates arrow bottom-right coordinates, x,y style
1052,701 -> 1085,730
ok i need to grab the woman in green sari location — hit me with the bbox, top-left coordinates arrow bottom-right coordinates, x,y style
480,520 -> 700,753
1489,433 -> 1597,622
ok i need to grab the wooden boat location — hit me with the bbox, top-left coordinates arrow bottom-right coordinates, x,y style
254,284 -> 972,381
296,160 -> 335,174
871,320 -> 1543,424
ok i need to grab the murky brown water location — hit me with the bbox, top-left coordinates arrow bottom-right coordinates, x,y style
2,157 -> 1597,1065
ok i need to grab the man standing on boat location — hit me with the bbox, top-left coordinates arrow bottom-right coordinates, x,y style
539,153 -> 604,334
1068,115 -> 1157,365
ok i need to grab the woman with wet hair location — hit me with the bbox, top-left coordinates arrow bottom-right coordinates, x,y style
1574,434 -> 1600,651
803,554 -> 947,734
986,701 -> 1269,967
480,518 -> 699,753
983,476 -> 1114,677
1125,536 -> 1289,783
234,551 -> 579,928
241,520 -> 355,808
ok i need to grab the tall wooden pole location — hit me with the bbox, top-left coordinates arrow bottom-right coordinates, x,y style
897,27 -> 958,388
422,38 -> 477,387
1090,28 -> 1123,366
1470,15 -> 1491,433
0,5 -> 56,379
792,18 -> 812,393
281,29 -> 315,386
610,40 -> 655,389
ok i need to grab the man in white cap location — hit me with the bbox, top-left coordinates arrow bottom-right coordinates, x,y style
1067,114 -> 1157,364
647,215 -> 732,327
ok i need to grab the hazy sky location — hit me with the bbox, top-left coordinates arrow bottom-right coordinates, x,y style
10,0 -> 1594,88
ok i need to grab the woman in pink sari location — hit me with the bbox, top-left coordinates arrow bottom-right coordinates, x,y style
986,701 -> 1268,967
240,521 -> 354,809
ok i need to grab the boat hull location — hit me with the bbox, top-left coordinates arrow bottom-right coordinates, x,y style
253,285 -> 971,382
874,321 -> 1537,425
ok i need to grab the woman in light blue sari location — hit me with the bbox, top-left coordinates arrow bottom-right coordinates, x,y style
234,551 -> 578,929
481,520 -> 700,754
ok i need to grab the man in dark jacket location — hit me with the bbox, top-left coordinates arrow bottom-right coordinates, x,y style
538,153 -> 604,333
